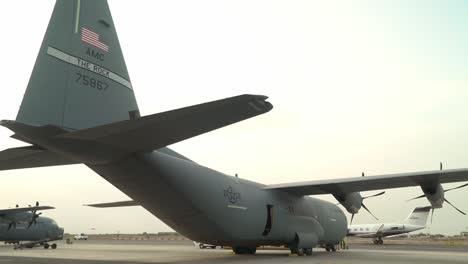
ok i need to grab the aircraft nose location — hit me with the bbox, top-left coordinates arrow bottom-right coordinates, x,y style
49,225 -> 65,239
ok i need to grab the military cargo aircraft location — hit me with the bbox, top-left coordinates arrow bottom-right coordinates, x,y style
1,0 -> 468,256
347,206 -> 431,245
0,202 -> 64,249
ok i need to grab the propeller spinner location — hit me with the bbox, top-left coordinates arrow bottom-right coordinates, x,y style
351,191 -> 385,224
339,191 -> 386,225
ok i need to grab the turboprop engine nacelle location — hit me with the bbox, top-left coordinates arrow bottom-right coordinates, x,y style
409,181 -> 467,219
421,183 -> 444,208
334,192 -> 362,214
334,190 -> 385,224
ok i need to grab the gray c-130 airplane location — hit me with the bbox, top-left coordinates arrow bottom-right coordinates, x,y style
0,203 -> 63,249
1,0 -> 468,256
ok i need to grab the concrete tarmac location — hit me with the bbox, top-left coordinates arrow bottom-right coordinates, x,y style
0,240 -> 466,264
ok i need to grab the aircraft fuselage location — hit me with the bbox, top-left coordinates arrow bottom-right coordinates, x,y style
0,216 -> 63,242
348,223 -> 425,238
90,149 -> 347,247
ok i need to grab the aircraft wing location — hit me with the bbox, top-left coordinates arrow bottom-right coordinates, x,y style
85,200 -> 139,208
0,146 -> 78,171
56,94 -> 272,153
0,206 -> 54,216
263,168 -> 468,195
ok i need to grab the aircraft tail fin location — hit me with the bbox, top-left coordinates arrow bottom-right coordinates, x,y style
16,0 -> 139,130
0,145 -> 77,171
3,1 -> 273,166
403,206 -> 431,226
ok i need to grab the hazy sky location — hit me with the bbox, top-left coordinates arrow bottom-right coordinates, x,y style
0,0 -> 468,235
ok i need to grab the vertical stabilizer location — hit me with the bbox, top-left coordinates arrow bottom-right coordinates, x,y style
16,0 -> 139,130
403,206 -> 431,226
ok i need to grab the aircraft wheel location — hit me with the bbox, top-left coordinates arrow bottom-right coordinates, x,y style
211,246 -> 216,249
199,244 -> 204,249
51,244 -> 57,249
298,248 -> 305,256
290,247 -> 299,255
290,247 -> 304,256
44,244 -> 49,249
233,246 -> 256,254
304,248 -> 313,256
379,240 -> 384,245
373,239 -> 378,245
326,247 -> 330,252
331,245 -> 336,252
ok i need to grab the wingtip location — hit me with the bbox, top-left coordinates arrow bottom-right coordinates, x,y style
0,120 -> 14,127
244,94 -> 268,100
246,94 -> 273,112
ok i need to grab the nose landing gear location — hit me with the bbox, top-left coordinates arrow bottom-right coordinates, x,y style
43,243 -> 57,249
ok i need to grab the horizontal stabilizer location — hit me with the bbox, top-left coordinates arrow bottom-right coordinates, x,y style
58,94 -> 272,153
85,200 -> 139,208
0,205 -> 54,216
0,146 -> 78,171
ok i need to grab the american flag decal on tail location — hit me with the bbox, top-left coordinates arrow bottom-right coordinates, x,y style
81,28 -> 109,52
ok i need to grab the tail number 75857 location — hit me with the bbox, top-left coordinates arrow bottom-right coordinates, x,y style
75,73 -> 109,91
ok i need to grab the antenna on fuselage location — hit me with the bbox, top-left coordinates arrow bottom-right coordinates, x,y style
235,173 -> 238,178
361,172 -> 365,177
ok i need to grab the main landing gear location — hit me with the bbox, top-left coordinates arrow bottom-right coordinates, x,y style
325,244 -> 337,252
373,238 -> 383,245
233,246 -> 256,254
290,247 -> 313,256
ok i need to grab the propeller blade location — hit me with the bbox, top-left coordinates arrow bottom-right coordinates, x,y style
361,203 -> 379,220
27,209 -> 42,228
444,183 -> 468,193
444,198 -> 467,215
363,191 -> 386,199
431,208 -> 434,224
406,194 -> 426,202
350,214 -> 355,225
